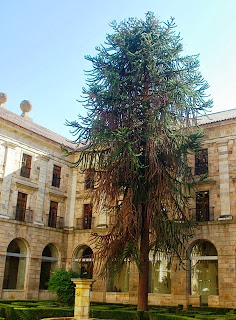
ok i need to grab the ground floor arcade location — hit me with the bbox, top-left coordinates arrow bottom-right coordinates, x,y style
0,218 -> 235,307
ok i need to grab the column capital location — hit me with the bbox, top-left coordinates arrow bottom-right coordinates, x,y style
71,278 -> 95,287
39,154 -> 50,161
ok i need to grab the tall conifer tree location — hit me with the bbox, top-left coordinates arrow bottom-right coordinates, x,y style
65,12 -> 212,310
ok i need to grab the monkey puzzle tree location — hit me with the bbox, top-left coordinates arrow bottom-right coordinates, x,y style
65,12 -> 212,310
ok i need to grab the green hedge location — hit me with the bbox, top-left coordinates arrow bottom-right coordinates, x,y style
188,307 -> 231,315
149,314 -> 193,320
90,309 -> 138,319
0,306 -> 5,318
4,306 -> 73,320
1,301 -> 236,320
90,310 -> 193,320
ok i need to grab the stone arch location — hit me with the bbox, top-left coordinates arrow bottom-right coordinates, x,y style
188,238 -> 218,255
3,238 -> 28,289
189,239 -> 218,305
39,243 -> 59,290
73,245 -> 93,279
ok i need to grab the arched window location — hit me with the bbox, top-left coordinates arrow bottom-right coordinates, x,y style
107,260 -> 130,292
3,239 -> 27,289
39,244 -> 58,289
190,240 -> 218,304
148,255 -> 171,294
73,246 -> 93,279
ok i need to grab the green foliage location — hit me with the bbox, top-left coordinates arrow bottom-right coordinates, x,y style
47,268 -> 79,306
137,310 -> 150,320
4,307 -> 73,320
149,315 -> 193,320
188,307 -> 231,315
0,301 -> 236,320
90,308 -> 137,319
66,11 -> 212,310
66,12 -> 212,253
0,306 -> 5,318
0,301 -> 72,320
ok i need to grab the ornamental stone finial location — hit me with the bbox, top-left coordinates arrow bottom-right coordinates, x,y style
20,100 -> 32,118
0,92 -> 8,107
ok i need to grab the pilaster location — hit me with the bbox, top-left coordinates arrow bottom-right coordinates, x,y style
0,143 -> 16,218
34,155 -> 49,225
217,143 -> 232,220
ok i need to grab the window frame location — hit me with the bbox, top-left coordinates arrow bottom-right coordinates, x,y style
20,153 -> 32,179
84,169 -> 95,190
195,148 -> 208,175
196,191 -> 210,222
83,204 -> 93,229
52,165 -> 61,188
48,201 -> 58,228
16,192 -> 28,222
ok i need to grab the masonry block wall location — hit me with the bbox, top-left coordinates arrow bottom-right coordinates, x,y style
0,103 -> 236,307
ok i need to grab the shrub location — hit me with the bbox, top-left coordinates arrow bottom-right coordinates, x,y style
47,268 -> 79,306
188,307 -> 232,315
5,306 -> 73,320
90,309 -> 140,319
149,314 -> 193,320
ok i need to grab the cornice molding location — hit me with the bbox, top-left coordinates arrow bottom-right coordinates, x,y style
15,180 -> 39,191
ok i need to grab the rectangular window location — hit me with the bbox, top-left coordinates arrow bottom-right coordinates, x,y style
20,154 -> 32,178
195,149 -> 208,175
16,192 -> 27,222
83,204 -> 92,229
85,169 -> 95,190
196,191 -> 209,222
52,165 -> 61,188
48,201 -> 58,228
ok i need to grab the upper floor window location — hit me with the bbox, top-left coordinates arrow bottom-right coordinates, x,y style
20,154 -> 32,178
52,165 -> 61,188
83,204 -> 93,229
48,201 -> 58,228
195,149 -> 208,175
85,169 -> 95,190
16,192 -> 27,222
196,191 -> 209,222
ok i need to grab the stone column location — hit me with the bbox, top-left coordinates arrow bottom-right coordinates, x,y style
71,278 -> 94,320
0,143 -> 16,218
34,155 -> 49,225
66,168 -> 77,228
218,143 -> 232,220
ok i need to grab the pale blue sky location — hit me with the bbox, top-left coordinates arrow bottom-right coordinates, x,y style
1,0 -> 236,138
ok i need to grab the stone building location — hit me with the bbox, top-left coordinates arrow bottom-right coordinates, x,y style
0,92 -> 236,307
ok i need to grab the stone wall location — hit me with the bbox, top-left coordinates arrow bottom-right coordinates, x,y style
1,105 -> 236,307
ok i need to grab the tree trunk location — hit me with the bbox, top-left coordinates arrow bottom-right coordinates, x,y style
137,209 -> 149,311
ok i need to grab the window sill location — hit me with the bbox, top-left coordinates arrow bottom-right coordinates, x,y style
2,289 -> 25,291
